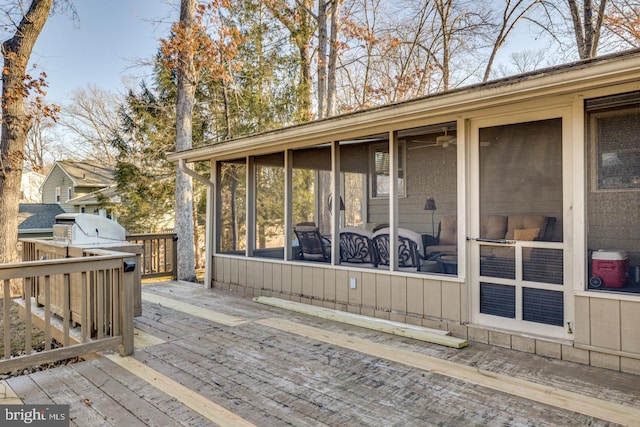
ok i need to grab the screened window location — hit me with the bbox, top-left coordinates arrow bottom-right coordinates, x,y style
591,107 -> 640,190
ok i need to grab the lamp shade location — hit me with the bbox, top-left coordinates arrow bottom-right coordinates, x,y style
328,194 -> 345,212
424,197 -> 436,211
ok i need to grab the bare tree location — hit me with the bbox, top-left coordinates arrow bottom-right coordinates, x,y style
568,0 -> 608,59
24,108 -> 58,173
57,85 -> 121,166
1,0 -> 55,263
482,0 -> 547,82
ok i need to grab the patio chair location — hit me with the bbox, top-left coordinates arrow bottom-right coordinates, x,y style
293,222 -> 331,262
372,228 -> 427,271
339,227 -> 377,267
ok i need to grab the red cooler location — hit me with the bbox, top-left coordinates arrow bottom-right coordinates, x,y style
591,250 -> 629,288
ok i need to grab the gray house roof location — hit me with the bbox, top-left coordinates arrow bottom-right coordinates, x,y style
18,203 -> 65,230
53,160 -> 114,187
67,185 -> 121,206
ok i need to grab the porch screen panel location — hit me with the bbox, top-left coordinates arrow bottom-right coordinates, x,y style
479,118 -> 564,327
480,245 -> 515,279
522,288 -> 564,326
255,153 -> 285,256
586,91 -> 640,294
480,283 -> 515,318
522,248 -> 563,285
291,146 -> 332,263
218,160 -> 246,254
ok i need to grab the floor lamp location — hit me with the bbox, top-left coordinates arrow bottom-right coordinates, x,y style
424,197 -> 436,236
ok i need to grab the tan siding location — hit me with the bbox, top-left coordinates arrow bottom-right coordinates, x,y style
223,257 -> 231,284
376,274 -> 391,312
263,263 -> 273,290
590,298 -> 621,351
361,272 -> 376,308
441,283 -> 461,322
390,275 -> 407,313
312,267 -> 324,299
302,266 -> 313,297
406,277 -> 423,317
335,269 -> 348,304
347,271 -> 362,306
574,296 -> 590,345
323,269 -> 336,302
272,264 -> 282,293
281,264 -> 292,294
423,280 -> 442,318
620,300 -> 640,354
291,265 -> 302,295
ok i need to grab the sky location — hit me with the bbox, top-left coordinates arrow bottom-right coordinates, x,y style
27,1 -> 556,108
31,0 -> 176,105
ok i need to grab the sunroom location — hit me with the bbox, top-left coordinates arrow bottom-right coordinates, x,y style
171,50 -> 640,373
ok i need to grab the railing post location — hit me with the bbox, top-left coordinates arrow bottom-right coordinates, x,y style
119,260 -> 135,356
171,235 -> 178,280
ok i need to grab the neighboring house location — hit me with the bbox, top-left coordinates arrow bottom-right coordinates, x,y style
66,184 -> 121,218
170,49 -> 640,375
41,160 -> 117,217
20,171 -> 45,203
18,203 -> 65,239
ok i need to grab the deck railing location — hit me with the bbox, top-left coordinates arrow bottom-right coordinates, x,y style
0,245 -> 135,373
126,233 -> 178,280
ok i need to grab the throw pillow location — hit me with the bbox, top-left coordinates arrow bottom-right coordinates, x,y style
514,228 -> 540,241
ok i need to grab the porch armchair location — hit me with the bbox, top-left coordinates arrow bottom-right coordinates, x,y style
339,227 -> 377,267
293,223 -> 331,262
372,227 -> 427,271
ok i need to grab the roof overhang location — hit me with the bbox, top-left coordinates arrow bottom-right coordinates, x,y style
167,49 -> 640,164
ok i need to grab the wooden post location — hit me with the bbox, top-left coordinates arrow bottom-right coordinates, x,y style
171,235 -> 178,281
3,279 -> 10,360
119,262 -> 135,356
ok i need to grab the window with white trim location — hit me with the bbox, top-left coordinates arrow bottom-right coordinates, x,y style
370,142 -> 405,198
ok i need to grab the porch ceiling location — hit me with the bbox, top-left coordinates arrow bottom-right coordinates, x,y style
167,49 -> 640,164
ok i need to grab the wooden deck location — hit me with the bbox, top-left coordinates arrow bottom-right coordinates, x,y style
2,280 -> 640,426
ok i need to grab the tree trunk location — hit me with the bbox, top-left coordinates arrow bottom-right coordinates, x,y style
568,0 -> 607,59
326,0 -> 342,117
0,0 -> 54,264
317,0 -> 327,119
175,0 -> 197,282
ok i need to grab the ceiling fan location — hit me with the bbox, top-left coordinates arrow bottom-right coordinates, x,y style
407,127 -> 456,149
435,127 -> 456,148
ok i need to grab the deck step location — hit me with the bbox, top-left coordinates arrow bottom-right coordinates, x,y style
253,296 -> 467,349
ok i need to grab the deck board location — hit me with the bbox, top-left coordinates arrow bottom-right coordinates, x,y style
45,364 -> 148,427
90,357 -> 213,426
4,281 -> 640,426
72,360 -> 177,427
27,367 -> 114,426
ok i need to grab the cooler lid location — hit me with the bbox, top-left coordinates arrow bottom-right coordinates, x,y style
592,250 -> 628,261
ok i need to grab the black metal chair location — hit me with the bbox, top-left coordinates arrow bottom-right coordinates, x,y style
339,227 -> 377,267
293,223 -> 331,262
372,228 -> 425,271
